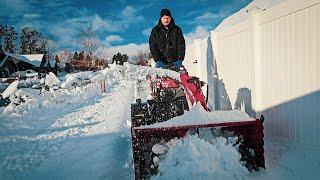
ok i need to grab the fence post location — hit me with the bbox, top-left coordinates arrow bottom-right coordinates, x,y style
251,11 -> 263,114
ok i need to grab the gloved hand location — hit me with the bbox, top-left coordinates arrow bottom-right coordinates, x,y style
173,60 -> 183,69
155,61 -> 166,68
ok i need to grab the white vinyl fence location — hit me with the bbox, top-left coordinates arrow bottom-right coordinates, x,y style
211,0 -> 320,148
184,37 -> 217,110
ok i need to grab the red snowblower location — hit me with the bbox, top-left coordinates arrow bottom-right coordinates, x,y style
131,66 -> 265,179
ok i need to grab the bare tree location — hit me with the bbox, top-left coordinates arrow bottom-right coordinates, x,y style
3,26 -> 18,53
94,47 -> 108,61
132,50 -> 151,66
46,40 -> 57,60
37,37 -> 47,54
78,26 -> 100,54
20,27 -> 46,54
57,49 -> 72,64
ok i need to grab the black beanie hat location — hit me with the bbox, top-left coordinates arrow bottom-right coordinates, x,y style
160,9 -> 172,18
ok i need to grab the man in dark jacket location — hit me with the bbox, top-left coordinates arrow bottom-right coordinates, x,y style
149,9 -> 185,70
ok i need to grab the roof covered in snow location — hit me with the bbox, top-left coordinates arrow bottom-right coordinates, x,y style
2,52 -> 44,67
20,54 -> 44,67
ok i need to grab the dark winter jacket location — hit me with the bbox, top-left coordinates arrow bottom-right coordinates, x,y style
149,18 -> 185,64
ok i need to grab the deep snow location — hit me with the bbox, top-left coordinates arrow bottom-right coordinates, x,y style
1,64 -> 319,179
152,135 -> 249,180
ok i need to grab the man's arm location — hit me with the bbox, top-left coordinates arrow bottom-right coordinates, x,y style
149,28 -> 160,62
177,27 -> 185,61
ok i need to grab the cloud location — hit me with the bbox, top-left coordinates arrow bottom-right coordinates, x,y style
50,27 -> 78,49
121,5 -> 137,17
142,28 -> 152,37
92,14 -> 122,32
23,14 -> 41,19
196,12 -> 219,21
92,10 -> 144,34
193,11 -> 229,25
184,26 -> 210,45
105,35 -> 124,44
120,5 -> 144,24
0,0 -> 31,19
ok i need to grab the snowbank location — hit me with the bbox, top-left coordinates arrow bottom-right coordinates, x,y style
45,72 -> 60,88
0,64 -> 181,128
152,135 -> 248,180
1,80 -> 19,99
140,103 -> 254,129
61,71 -> 93,89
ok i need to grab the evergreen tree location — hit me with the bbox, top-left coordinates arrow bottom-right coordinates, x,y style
3,26 -> 17,53
78,51 -> 84,61
85,54 -> 92,66
112,52 -> 121,65
73,52 -> 79,60
112,52 -> 128,65
55,54 -> 60,63
121,54 -> 128,65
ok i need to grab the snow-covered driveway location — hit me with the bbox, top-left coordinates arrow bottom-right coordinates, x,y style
0,64 -> 178,179
1,79 -> 134,179
29,80 -> 134,179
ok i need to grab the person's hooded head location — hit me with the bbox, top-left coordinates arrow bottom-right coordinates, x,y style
158,8 -> 175,27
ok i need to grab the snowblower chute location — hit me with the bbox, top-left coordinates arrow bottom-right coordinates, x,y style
131,69 -> 265,179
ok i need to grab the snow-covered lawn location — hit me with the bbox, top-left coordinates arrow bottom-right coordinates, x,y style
0,64 -> 319,179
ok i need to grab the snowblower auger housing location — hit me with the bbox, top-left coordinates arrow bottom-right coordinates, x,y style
131,72 -> 265,180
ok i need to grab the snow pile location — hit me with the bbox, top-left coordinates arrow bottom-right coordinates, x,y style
140,103 -> 254,129
22,77 -> 41,87
0,80 -> 108,124
215,0 -> 284,32
152,135 -> 248,180
1,80 -> 19,99
61,71 -> 94,89
45,72 -> 60,88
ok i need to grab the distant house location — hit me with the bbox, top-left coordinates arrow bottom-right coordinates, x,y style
0,52 -> 58,78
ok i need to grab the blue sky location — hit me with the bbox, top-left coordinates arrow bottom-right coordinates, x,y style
1,0 -> 252,54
